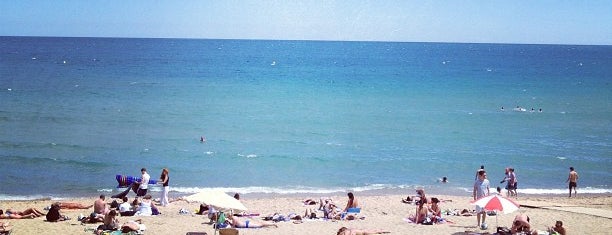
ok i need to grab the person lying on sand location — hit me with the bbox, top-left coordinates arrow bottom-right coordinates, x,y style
226,214 -> 278,228
120,219 -> 146,233
445,209 -> 476,216
3,208 -> 45,217
0,209 -> 36,219
336,227 -> 390,235
54,202 -> 93,210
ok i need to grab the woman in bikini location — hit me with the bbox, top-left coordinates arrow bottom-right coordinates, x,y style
343,192 -> 359,212
4,208 -> 45,217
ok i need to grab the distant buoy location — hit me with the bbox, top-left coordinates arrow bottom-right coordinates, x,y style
271,61 -> 276,66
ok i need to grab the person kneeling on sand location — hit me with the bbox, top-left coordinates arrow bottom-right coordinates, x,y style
45,203 -> 70,222
226,214 -> 278,228
336,227 -> 390,235
511,214 -> 537,235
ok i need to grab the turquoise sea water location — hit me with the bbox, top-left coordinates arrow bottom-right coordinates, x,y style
0,37 -> 610,199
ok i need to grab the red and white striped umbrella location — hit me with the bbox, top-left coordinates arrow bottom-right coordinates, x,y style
471,194 -> 520,214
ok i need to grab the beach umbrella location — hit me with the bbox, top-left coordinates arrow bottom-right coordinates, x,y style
472,194 -> 520,213
471,194 -> 520,228
184,190 -> 247,212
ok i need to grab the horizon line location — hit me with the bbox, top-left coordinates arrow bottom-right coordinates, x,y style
2,35 -> 610,47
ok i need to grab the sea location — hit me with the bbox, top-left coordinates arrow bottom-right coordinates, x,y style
0,36 -> 610,200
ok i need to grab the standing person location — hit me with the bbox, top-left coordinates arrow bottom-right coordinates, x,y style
473,170 -> 490,230
137,168 -> 150,197
566,167 -> 579,197
500,168 -> 511,197
159,168 -> 169,206
475,165 -> 485,181
508,168 -> 518,198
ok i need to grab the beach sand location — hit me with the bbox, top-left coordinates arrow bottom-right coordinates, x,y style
1,193 -> 610,235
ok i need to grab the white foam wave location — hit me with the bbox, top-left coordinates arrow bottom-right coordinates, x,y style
518,187 -> 611,195
237,153 -> 257,158
0,194 -> 62,201
167,184 -> 401,195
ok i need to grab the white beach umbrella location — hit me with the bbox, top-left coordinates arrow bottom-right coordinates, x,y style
184,190 -> 247,212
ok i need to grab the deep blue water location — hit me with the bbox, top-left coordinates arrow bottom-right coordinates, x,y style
0,37 -> 610,199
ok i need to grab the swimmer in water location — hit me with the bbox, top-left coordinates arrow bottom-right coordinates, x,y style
200,136 -> 206,142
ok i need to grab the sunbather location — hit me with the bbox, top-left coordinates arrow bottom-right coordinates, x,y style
0,209 -> 36,219
134,194 -> 157,216
4,208 -> 45,217
120,219 -> 146,233
428,198 -> 442,223
336,227 -> 390,235
56,201 -> 93,210
119,196 -> 136,216
304,208 -> 318,219
95,210 -> 119,235
414,197 -> 429,224
548,220 -> 566,235
511,214 -> 535,235
343,192 -> 359,212
227,214 -> 278,228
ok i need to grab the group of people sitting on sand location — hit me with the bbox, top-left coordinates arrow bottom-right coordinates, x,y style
302,192 -> 362,221
404,189 -> 448,225
40,194 -> 153,234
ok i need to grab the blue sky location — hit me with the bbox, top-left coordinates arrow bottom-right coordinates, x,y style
1,0 -> 611,45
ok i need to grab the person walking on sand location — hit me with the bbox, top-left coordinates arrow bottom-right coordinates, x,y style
159,168 -> 169,206
473,170 -> 490,230
137,168 -> 150,197
566,167 -> 578,197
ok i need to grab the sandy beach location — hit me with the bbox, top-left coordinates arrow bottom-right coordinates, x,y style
1,193 -> 610,235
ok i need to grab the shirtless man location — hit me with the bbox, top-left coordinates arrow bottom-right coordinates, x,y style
93,194 -> 109,220
566,167 -> 578,197
549,220 -> 566,235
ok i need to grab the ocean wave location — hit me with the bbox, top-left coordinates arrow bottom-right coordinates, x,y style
158,184 -> 404,195
0,140 -> 101,151
518,187 -> 612,195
